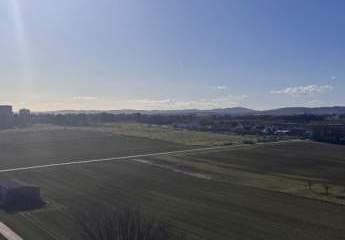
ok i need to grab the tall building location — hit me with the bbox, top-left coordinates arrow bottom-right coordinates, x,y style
18,108 -> 32,126
0,105 -> 14,129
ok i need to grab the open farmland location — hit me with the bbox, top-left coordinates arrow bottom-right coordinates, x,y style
0,126 -> 345,239
147,141 -> 345,204
0,126 -> 188,169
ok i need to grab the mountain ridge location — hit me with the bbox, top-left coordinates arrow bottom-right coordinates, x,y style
39,106 -> 345,116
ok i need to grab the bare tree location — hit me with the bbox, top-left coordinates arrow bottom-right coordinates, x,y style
76,207 -> 184,240
323,184 -> 330,196
307,180 -> 312,191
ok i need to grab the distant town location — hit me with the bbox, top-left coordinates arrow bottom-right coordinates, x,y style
0,105 -> 32,129
1,104 -> 345,144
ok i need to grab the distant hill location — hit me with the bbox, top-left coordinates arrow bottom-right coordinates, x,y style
43,107 -> 257,116
203,107 -> 257,115
258,106 -> 345,116
42,106 -> 345,116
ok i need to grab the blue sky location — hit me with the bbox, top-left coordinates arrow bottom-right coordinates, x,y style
1,0 -> 344,111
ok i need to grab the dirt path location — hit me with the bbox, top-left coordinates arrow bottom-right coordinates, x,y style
133,159 -> 212,180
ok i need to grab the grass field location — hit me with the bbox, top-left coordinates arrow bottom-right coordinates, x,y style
0,126 -> 345,239
0,125 -> 188,169
148,141 -> 345,204
95,122 -> 258,146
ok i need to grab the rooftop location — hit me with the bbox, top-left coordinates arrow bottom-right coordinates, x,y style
0,180 -> 36,190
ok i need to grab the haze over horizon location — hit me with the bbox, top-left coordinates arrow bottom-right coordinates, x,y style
1,0 -> 345,111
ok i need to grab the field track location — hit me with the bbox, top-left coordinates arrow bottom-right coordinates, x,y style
0,140 -> 296,174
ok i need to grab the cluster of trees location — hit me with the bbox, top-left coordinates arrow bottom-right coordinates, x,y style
306,180 -> 335,196
32,113 -> 196,126
32,112 -> 345,127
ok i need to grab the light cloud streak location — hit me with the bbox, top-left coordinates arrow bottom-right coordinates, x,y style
8,0 -> 33,84
216,86 -> 227,90
270,85 -> 333,97
73,96 -> 98,100
11,94 -> 249,111
120,95 -> 247,110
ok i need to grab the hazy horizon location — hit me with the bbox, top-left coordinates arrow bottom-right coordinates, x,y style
1,0 -> 345,111
6,105 -> 345,114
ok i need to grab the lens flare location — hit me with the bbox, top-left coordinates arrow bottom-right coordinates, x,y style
8,0 -> 33,85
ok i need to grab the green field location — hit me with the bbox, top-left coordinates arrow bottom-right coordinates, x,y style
94,122 -> 258,146
0,126 -> 345,239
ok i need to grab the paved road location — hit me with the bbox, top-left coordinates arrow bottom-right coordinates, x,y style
0,140 -> 299,174
0,223 -> 23,240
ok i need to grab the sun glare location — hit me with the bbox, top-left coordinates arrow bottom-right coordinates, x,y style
8,0 -> 33,86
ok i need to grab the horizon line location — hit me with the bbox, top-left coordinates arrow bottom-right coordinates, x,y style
28,105 -> 345,113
